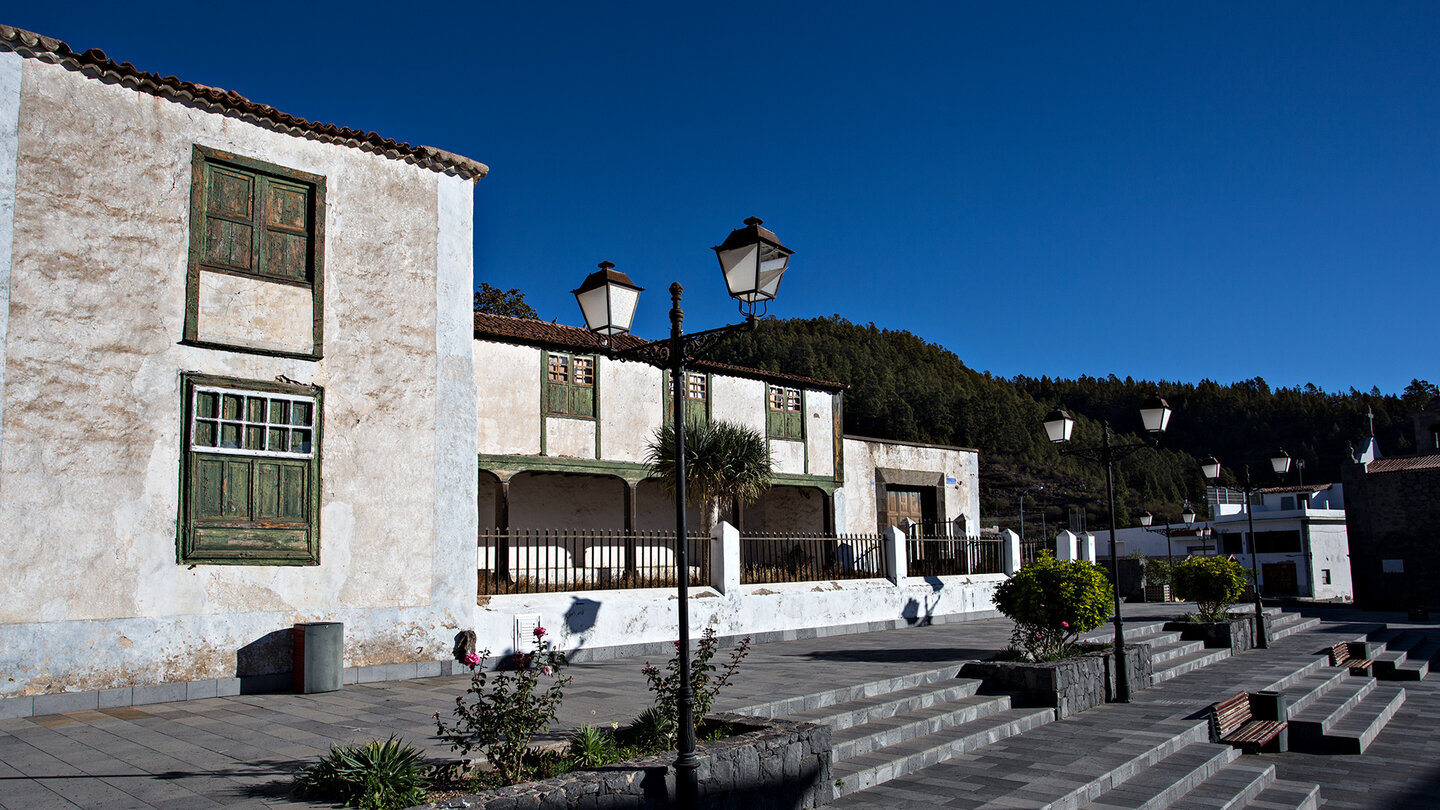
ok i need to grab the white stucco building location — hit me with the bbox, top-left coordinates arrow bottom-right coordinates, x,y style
0,25 -> 486,711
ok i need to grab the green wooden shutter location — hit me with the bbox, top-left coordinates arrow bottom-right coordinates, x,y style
261,178 -> 311,281
203,165 -> 256,273
573,384 -> 594,418
786,410 -> 803,439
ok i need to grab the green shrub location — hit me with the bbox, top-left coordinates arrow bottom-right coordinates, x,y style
993,552 -> 1113,661
626,706 -> 676,752
566,724 -> 620,768
640,628 -> 751,744
1144,558 -> 1172,586
1171,556 -> 1247,621
294,736 -> 429,810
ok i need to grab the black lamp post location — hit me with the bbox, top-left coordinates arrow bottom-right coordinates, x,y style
573,217 -> 792,808
1199,450 -> 1290,649
1043,396 -> 1172,702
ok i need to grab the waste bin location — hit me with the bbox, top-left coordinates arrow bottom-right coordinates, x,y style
293,622 -> 343,693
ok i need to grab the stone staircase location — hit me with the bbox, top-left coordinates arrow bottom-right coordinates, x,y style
826,706 -> 1321,809
1366,627 -> 1440,680
729,664 -> 1056,799
1262,606 -> 1322,642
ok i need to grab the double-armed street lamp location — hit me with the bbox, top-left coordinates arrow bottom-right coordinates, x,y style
1138,500 -> 1198,570
1043,396 -> 1173,702
1199,449 -> 1291,649
572,217 -> 793,809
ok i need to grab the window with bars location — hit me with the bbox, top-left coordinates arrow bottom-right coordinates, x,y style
544,351 -> 596,418
665,372 -> 709,423
179,374 -> 321,565
767,384 -> 803,440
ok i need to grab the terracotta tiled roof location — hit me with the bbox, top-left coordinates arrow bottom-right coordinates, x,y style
473,313 -> 847,391
0,24 -> 488,181
1365,453 -> 1440,474
1258,484 -> 1333,495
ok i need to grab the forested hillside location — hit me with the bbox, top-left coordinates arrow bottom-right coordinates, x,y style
708,315 -> 1430,533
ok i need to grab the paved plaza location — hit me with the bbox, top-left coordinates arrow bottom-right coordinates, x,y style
1,603 -> 1437,808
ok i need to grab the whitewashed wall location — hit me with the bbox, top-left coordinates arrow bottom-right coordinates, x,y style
838,437 -> 981,535
0,54 -> 479,698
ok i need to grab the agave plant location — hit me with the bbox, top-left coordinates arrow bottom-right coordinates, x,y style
294,735 -> 429,810
645,418 -> 773,529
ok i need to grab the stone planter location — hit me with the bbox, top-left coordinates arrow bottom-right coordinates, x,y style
411,714 -> 832,810
1164,614 -> 1255,653
1143,584 -> 1171,603
962,644 -> 1152,720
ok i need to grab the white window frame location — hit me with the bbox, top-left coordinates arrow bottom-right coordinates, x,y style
190,385 -> 316,459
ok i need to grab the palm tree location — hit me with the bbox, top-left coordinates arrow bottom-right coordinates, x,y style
645,418 -> 773,530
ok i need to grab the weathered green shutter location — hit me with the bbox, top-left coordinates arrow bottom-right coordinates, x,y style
573,384 -> 594,418
262,178 -> 311,281
786,410 -> 803,439
768,408 -> 784,437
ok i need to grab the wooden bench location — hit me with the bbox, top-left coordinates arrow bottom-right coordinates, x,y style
1329,641 -> 1374,676
1208,692 -> 1287,753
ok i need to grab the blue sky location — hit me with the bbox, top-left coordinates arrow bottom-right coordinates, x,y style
11,3 -> 1438,394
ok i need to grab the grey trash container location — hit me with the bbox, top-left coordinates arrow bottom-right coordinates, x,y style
294,622 -> 343,693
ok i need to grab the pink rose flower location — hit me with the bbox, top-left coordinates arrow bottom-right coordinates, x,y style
464,652 -> 480,666
534,626 -> 548,638
541,665 -> 553,675
1061,621 -> 1069,628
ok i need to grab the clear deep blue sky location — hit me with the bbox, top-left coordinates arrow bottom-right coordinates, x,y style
11,3 -> 1438,395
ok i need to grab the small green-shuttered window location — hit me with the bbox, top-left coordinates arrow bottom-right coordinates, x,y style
767,385 -> 803,440
197,153 -> 317,284
665,372 -> 709,424
544,352 -> 596,418
179,374 -> 321,565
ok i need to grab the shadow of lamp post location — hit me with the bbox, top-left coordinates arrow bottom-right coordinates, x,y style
1199,449 -> 1291,649
1042,396 -> 1172,702
572,217 -> 793,809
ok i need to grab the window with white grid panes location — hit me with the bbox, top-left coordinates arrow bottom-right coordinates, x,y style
543,351 -> 596,418
180,375 -> 321,565
190,387 -> 315,458
767,384 -> 804,440
665,372 -> 710,423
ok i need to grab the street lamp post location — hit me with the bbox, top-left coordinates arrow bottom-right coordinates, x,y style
1042,396 -> 1172,703
1137,500 -> 1197,570
1199,450 -> 1291,650
573,217 -> 793,808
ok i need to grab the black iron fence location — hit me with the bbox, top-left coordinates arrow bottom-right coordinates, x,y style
906,536 -> 1004,576
740,533 -> 887,584
1020,537 -> 1052,567
478,529 -> 710,595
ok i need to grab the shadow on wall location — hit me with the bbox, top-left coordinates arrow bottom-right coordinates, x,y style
900,579 -> 945,627
235,629 -> 293,693
565,596 -> 602,653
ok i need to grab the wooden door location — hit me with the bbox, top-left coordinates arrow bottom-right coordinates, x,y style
1262,561 -> 1299,596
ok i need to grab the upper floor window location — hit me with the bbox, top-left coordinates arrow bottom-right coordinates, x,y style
665,372 -> 709,423
768,385 -> 803,440
185,146 -> 325,359
544,351 -> 596,418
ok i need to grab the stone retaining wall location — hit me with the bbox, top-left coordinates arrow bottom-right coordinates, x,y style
961,644 -> 1153,719
1164,616 -> 1255,653
413,715 -> 831,810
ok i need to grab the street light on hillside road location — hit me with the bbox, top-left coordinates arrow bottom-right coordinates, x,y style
1199,449 -> 1291,650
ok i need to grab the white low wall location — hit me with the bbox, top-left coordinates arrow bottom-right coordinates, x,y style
474,573 -> 1006,662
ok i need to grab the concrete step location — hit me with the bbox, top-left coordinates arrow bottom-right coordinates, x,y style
1166,759 -> 1275,810
1276,668 -> 1347,719
1288,675 -> 1377,736
1372,630 -> 1440,681
829,693 -> 1015,761
1149,638 -> 1207,665
830,705 -> 1055,797
1083,742 -> 1238,809
1152,646 -> 1232,685
1261,655 -> 1328,695
782,677 -> 983,732
728,661 -> 963,719
1247,780 -> 1321,810
1290,681 -> 1406,754
1080,621 -> 1172,644
1267,615 -> 1320,642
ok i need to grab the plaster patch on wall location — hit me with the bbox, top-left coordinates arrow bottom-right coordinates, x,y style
196,270 -> 314,354
0,51 -> 21,467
